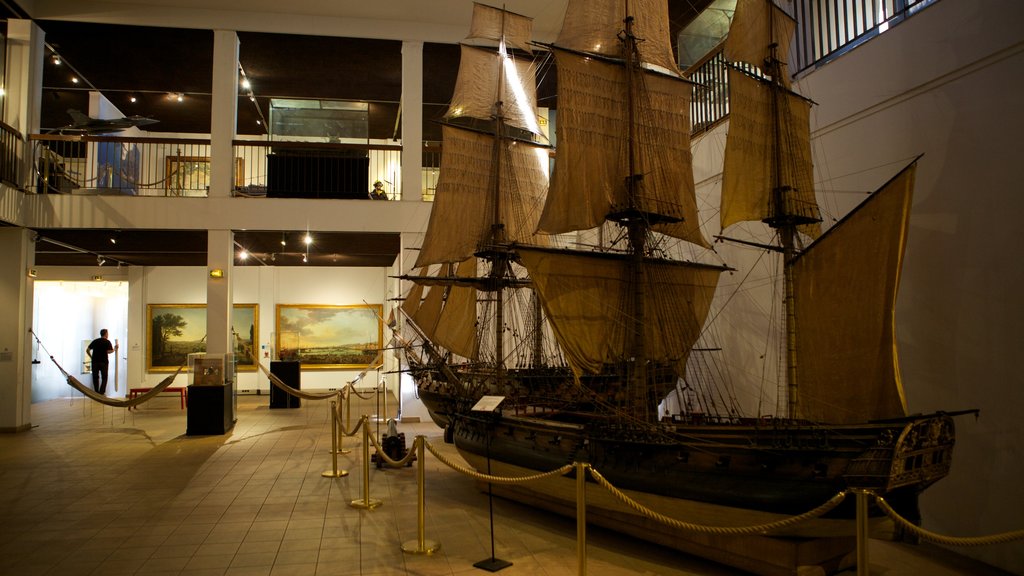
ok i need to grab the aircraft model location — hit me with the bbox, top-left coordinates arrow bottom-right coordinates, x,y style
51,109 -> 159,134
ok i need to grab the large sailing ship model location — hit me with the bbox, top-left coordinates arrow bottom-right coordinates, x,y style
400,0 -> 964,543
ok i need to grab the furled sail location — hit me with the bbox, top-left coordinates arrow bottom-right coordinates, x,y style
468,2 -> 534,54
790,162 -> 917,424
538,50 -> 709,248
555,0 -> 678,75
518,246 -> 721,378
446,45 -> 541,135
415,125 -> 549,267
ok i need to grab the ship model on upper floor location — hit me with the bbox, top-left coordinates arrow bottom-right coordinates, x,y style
398,0 -> 966,541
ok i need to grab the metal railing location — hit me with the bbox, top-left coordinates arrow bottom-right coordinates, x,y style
793,0 -> 938,73
0,121 -> 23,188
685,42 -> 729,135
24,133 -> 439,200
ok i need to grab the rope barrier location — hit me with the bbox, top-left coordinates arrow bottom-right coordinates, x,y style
588,467 -> 848,536
423,439 -> 574,484
257,363 -> 342,401
31,329 -> 186,409
873,493 -> 1024,546
347,383 -> 380,401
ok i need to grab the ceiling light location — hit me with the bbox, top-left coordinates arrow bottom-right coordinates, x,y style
176,93 -> 184,102
97,256 -> 105,266
302,254 -> 307,263
109,237 -> 116,244
52,55 -> 61,65
129,96 -> 137,103
71,77 -> 79,84
242,79 -> 251,89
239,249 -> 249,260
304,233 -> 313,245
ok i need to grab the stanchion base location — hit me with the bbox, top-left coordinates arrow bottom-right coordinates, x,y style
401,539 -> 441,555
321,470 -> 349,478
473,558 -> 512,572
329,449 -> 352,455
350,498 -> 383,510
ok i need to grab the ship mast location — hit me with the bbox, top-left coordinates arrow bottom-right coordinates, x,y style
620,6 -> 651,423
758,6 -> 817,420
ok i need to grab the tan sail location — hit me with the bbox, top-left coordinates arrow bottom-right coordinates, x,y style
432,258 -> 480,360
725,0 -> 797,88
556,0 -> 678,75
539,51 -> 709,248
468,2 -> 534,54
518,246 -> 721,380
401,270 -> 425,320
446,45 -> 541,135
412,264 -> 448,342
720,68 -> 819,237
415,125 -> 550,267
791,163 -> 917,424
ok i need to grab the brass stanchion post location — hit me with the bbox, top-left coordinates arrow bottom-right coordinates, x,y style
350,415 -> 382,509
330,391 -> 351,455
576,461 -> 587,576
856,489 -> 869,576
402,436 -> 440,554
321,400 -> 348,478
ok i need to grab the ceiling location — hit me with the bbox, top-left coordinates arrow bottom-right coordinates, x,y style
6,0 -> 712,268
32,229 -> 402,268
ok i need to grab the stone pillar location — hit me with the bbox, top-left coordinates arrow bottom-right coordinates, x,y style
401,41 -> 424,202
207,230 -> 234,363
210,30 -> 239,198
0,228 -> 35,432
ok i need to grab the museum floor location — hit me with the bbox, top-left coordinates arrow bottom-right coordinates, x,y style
0,393 -> 1012,576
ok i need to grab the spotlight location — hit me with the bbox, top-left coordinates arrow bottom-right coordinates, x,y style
302,254 -> 307,263
304,233 -> 312,245
51,54 -> 61,65
97,256 -> 106,266
239,249 -> 249,260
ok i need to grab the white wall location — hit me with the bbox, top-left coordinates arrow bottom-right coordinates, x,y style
31,281 -> 129,401
135,265 -> 397,394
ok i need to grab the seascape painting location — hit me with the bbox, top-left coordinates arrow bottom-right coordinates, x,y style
275,304 -> 383,369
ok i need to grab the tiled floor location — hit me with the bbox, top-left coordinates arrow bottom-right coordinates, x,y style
0,393 -> 1011,576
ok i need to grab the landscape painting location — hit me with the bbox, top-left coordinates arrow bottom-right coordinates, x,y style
147,304 -> 206,371
147,304 -> 259,372
232,304 -> 258,371
275,304 -> 383,369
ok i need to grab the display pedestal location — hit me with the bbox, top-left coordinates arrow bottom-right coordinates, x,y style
270,361 -> 301,408
186,384 -> 235,435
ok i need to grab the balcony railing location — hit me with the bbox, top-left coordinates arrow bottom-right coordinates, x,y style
26,133 -> 439,200
0,122 -> 24,188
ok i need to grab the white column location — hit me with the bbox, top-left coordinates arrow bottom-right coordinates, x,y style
127,265 -> 146,388
401,41 -> 424,202
4,20 -> 44,187
210,30 -> 239,198
0,228 -> 35,432
207,230 -> 234,364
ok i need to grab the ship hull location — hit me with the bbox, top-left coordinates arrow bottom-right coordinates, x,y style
414,367 -> 956,528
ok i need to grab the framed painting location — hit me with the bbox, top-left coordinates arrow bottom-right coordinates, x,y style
147,304 -> 207,371
147,304 -> 259,372
275,304 -> 383,369
165,155 -> 243,196
232,304 -> 258,371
